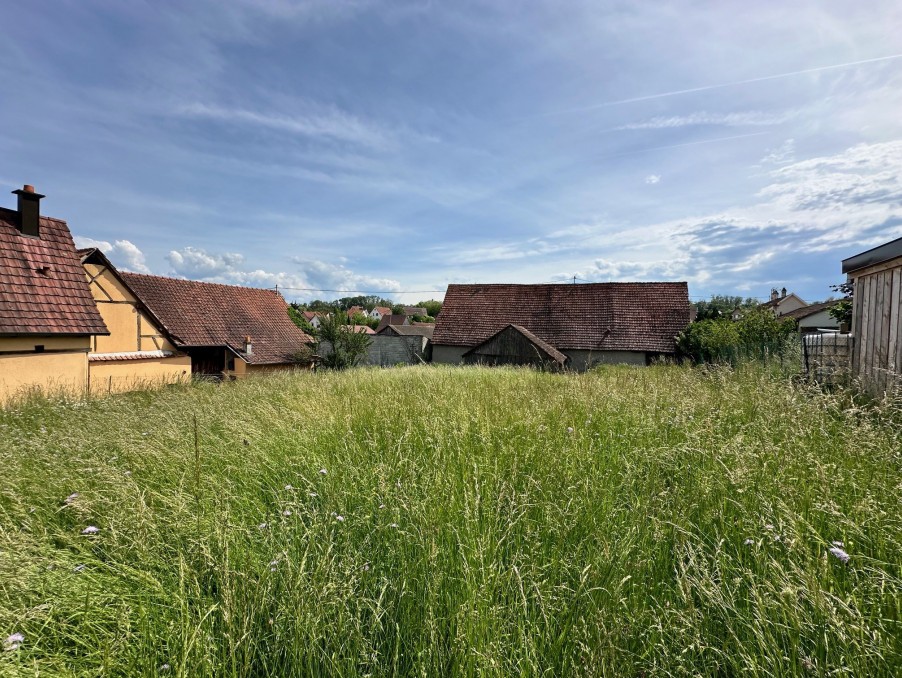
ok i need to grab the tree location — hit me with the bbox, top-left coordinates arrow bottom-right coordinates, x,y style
391,304 -> 405,315
314,311 -> 372,369
693,295 -> 758,320
417,300 -> 443,318
287,304 -> 316,335
827,281 -> 853,326
677,308 -> 796,364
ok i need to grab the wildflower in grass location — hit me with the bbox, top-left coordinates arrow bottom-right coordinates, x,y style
378,503 -> 385,509
390,523 -> 398,528
567,426 -> 574,434
64,492 -> 79,505
74,564 -> 86,573
319,468 -> 327,475
282,509 -> 292,517
829,546 -> 850,564
124,471 -> 132,476
309,492 -> 318,498
160,664 -> 170,672
269,559 -> 279,572
832,540 -> 844,547
284,484 -> 294,490
258,522 -> 268,530
764,524 -> 775,531
81,526 -> 100,535
335,515 -> 345,522
4,633 -> 24,651
744,538 -> 754,546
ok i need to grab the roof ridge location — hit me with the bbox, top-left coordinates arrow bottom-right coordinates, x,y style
121,271 -> 282,295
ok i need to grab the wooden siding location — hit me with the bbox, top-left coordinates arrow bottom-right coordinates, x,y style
463,325 -> 565,368
849,256 -> 902,395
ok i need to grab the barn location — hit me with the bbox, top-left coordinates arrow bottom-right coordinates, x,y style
432,282 -> 690,371
842,236 -> 902,395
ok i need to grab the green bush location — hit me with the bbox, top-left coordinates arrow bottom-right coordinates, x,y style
678,309 -> 797,365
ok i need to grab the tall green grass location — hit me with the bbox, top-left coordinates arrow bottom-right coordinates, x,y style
1,365 -> 899,676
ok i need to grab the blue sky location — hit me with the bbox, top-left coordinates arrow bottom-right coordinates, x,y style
2,1 -> 902,304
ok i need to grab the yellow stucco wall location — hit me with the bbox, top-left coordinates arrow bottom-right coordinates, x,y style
85,263 -> 178,354
0,337 -> 90,404
89,355 -> 191,394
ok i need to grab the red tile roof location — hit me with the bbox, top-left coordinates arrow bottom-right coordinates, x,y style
0,207 -> 109,336
433,282 -> 690,353
376,314 -> 409,332
120,272 -> 312,365
373,306 -> 392,316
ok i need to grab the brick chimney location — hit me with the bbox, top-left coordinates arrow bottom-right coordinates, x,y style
780,287 -> 787,298
770,288 -> 779,301
11,185 -> 44,237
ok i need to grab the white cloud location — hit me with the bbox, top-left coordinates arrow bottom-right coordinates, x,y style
73,237 -> 151,273
760,138 -> 795,165
616,110 -> 791,131
166,246 -> 402,300
645,174 -> 661,185
178,102 -> 393,149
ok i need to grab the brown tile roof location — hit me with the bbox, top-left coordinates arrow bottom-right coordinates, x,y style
464,324 -> 567,364
433,282 -> 690,353
0,207 -> 109,336
120,272 -> 312,365
404,306 -> 427,316
351,325 -> 376,334
377,323 -> 434,339
780,301 -> 838,321
375,314 -> 409,332
373,306 -> 392,316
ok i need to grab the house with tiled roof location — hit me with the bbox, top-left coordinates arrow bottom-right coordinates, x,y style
758,288 -> 807,316
375,314 -> 410,332
302,310 -> 326,329
120,272 -> 313,377
369,306 -> 392,320
0,185 -> 110,403
780,300 -> 840,334
432,282 -> 691,370
79,248 -> 190,393
403,306 -> 428,318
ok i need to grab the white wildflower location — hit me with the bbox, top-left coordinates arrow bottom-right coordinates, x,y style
64,492 -> 79,505
74,564 -> 86,573
378,503 -> 385,509
81,526 -> 100,535
335,515 -> 345,522
319,468 -> 327,475
309,492 -> 318,498
282,509 -> 292,517
829,546 -> 850,564
284,484 -> 294,491
258,522 -> 268,530
124,470 -> 132,476
566,426 -> 574,434
744,538 -> 754,546
362,563 -> 370,572
390,523 -> 398,528
764,524 -> 775,531
832,540 -> 844,547
4,633 -> 24,651
269,559 -> 279,572
160,664 -> 171,672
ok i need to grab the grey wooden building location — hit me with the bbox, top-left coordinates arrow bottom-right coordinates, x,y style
842,236 -> 902,396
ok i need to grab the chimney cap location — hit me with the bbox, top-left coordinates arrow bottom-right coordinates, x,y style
12,184 -> 45,198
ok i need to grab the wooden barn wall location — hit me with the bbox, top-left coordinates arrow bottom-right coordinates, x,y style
463,327 -> 556,366
851,257 -> 902,395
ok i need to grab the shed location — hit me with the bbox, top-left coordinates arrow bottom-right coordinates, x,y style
842,236 -> 902,395
463,324 -> 567,369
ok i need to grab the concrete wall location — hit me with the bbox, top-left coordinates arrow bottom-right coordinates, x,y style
564,349 -> 647,371
433,344 -> 649,371
0,336 -> 91,404
319,335 -> 428,367
798,309 -> 839,333
89,355 -> 191,394
432,344 -> 468,365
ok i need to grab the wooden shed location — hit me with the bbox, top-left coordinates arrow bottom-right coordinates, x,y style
842,236 -> 902,396
462,324 -> 567,369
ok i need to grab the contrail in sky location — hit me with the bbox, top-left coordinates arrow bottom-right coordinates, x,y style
551,53 -> 902,115
602,131 -> 769,158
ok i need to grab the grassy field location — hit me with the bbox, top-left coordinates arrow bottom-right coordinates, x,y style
0,365 -> 900,676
